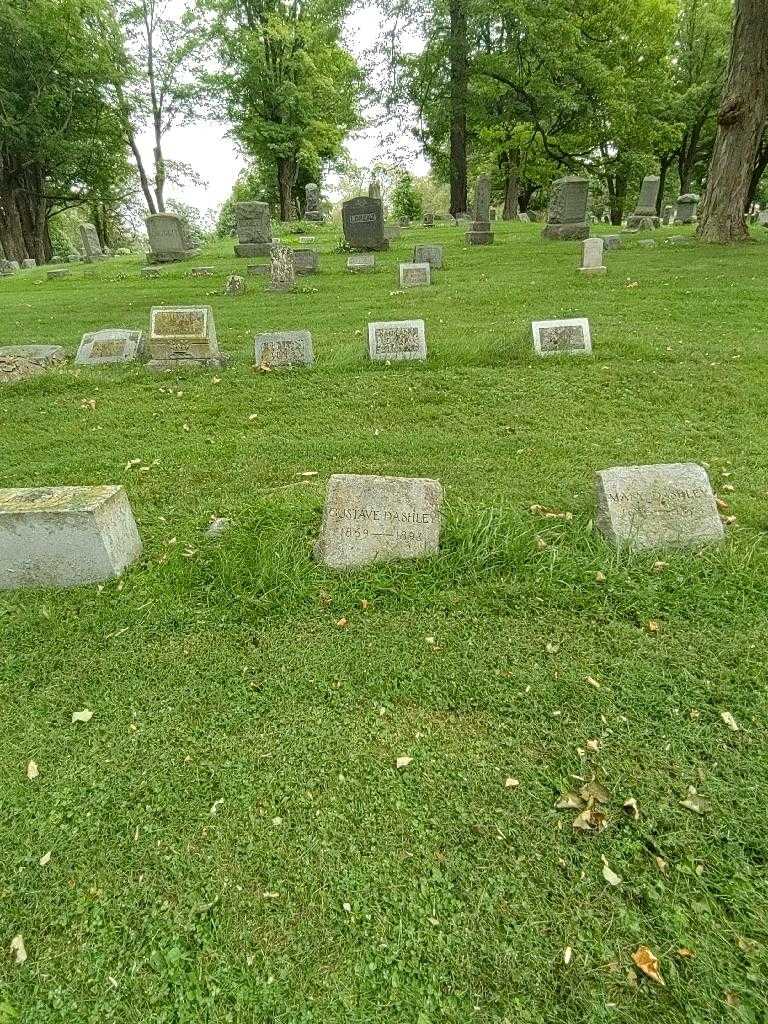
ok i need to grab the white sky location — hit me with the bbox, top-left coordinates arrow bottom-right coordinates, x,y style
135,5 -> 427,215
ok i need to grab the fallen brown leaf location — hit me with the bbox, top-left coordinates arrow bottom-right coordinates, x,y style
632,945 -> 664,985
9,934 -> 27,965
622,797 -> 640,820
26,760 -> 39,780
572,807 -> 607,833
720,710 -> 739,732
71,709 -> 93,724
555,790 -> 585,811
395,756 -> 413,770
580,780 -> 610,804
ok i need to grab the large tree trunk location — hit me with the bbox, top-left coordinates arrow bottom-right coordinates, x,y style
697,0 -> 768,243
746,129 -> 768,209
677,121 -> 703,194
277,156 -> 296,221
448,0 -> 468,216
657,153 -> 673,215
606,174 -> 627,225
502,149 -> 520,219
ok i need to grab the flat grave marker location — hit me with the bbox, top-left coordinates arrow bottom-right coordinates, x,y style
254,330 -> 314,368
368,319 -> 427,362
398,262 -> 431,288
147,305 -> 225,370
532,318 -> 592,356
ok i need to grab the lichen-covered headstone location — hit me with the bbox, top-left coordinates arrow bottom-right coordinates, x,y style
398,262 -> 431,288
224,274 -> 246,295
603,235 -> 621,251
254,330 -> 314,368
675,194 -> 699,224
595,463 -> 724,551
579,237 -> 606,274
368,320 -> 427,362
75,329 -> 144,366
466,175 -> 494,245
80,223 -> 106,262
626,176 -> 661,229
0,345 -> 66,385
314,473 -> 443,568
291,249 -> 319,274
531,318 -> 591,356
234,202 -> 272,257
413,244 -> 443,269
146,213 -> 195,263
268,247 -> 297,291
0,485 -> 142,589
542,177 -> 590,240
304,183 -> 323,222
147,306 -> 225,370
22,258 -> 36,269
47,268 -> 70,280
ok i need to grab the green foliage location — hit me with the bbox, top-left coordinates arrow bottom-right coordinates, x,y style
391,172 -> 424,220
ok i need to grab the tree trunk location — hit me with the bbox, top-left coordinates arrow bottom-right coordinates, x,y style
678,121 -> 703,194
606,175 -> 627,225
746,129 -> 768,209
697,0 -> 768,243
448,0 -> 468,216
657,153 -> 674,215
277,156 -> 296,221
502,149 -> 520,219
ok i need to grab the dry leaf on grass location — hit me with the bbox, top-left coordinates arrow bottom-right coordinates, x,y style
530,504 -> 573,521
209,799 -> 224,817
632,945 -> 664,985
679,787 -> 708,814
623,797 -> 640,820
720,711 -> 739,731
580,780 -> 610,804
555,790 -> 585,811
9,934 -> 27,965
586,675 -> 601,688
335,617 -> 348,628
602,862 -> 622,886
563,946 -> 573,965
677,947 -> 694,958
71,709 -> 93,724
26,760 -> 39,780
595,571 -> 607,583
39,851 -> 51,867
585,738 -> 600,752
646,620 -> 660,633
395,756 -> 413,770
572,807 -> 607,833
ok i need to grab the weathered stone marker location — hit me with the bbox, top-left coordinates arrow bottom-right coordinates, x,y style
347,253 -> 375,272
579,237 -> 606,274
254,330 -> 314,368
0,345 -> 66,385
517,212 -> 531,223
368,180 -> 381,199
224,274 -> 246,295
542,177 -> 590,240
626,176 -> 661,229
531,318 -> 592,356
234,201 -> 272,257
603,234 -> 621,250
268,247 -> 296,291
147,306 -> 225,370
304,183 -> 322,222
662,205 -> 675,225
466,175 -> 494,245
47,268 -> 70,280
595,463 -> 724,551
398,262 -> 431,288
190,266 -> 215,277
291,249 -> 320,274
424,213 -> 434,227
413,244 -> 443,269
368,319 -> 427,362
314,473 -> 443,568
675,194 -> 699,224
75,329 -> 144,366
0,485 -> 142,589
383,223 -> 401,241
146,213 -> 196,263
342,197 -> 389,251
80,223 -> 107,262
22,258 -> 36,269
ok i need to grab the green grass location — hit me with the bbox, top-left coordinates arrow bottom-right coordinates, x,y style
1,221 -> 767,1024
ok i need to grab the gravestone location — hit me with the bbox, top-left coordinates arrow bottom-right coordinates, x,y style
191,266 -> 214,276
254,330 -> 314,368
663,205 -> 675,225
291,249 -> 320,274
758,210 -> 768,227
413,244 -> 443,269
517,212 -> 531,223
489,206 -> 497,221
80,223 -> 106,262
146,213 -> 195,263
347,253 -> 375,272
47,268 -> 70,279
0,486 -> 142,589
368,180 -> 381,200
542,177 -> 590,240
304,183 -> 322,222
141,266 -> 162,278
531,318 -> 591,356
147,306 -> 225,370
0,345 -> 66,385
314,473 -> 443,569
22,259 -> 36,269
234,201 -> 272,257
0,260 -> 15,276
269,247 -> 296,291
399,216 -> 411,227
368,319 -> 426,362
626,176 -> 661,229
224,274 -> 246,295
424,213 -> 434,227
595,463 -> 724,551
675,194 -> 699,224
603,234 -> 621,250
247,263 -> 270,276
579,237 -> 606,274
383,224 -> 401,241
75,329 -> 144,366
466,175 -> 494,245
342,197 -> 388,251
638,239 -> 658,249
398,262 -> 431,288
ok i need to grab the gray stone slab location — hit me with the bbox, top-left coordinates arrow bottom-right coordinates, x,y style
532,318 -> 591,356
22,259 -> 36,269
595,463 -> 724,551
304,183 -> 322,222
638,239 -> 658,249
254,330 -> 314,368
603,235 -> 621,250
141,266 -> 162,277
80,223 -> 105,261
314,473 -> 443,568
235,202 -> 271,246
0,485 -> 142,588
398,262 -> 431,288
342,197 -> 388,251
347,253 -> 375,272
47,268 -> 70,279
466,175 -> 494,245
147,305 -> 224,370
268,247 -> 296,291
246,263 -> 270,276
675,194 -> 699,224
190,266 -> 215,276
368,319 -> 426,362
580,237 -> 605,273
413,244 -> 443,269
224,274 -> 246,295
543,177 -> 589,240
75,329 -> 144,366
0,345 -> 66,385
291,249 -> 320,274
146,213 -> 195,263
383,224 -> 401,241
517,212 -> 531,223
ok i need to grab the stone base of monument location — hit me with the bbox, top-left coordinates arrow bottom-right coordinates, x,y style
0,345 -> 66,386
466,221 -> 494,245
0,485 -> 142,589
304,212 -> 323,222
146,353 -> 228,372
76,330 -> 145,366
626,214 -> 660,230
234,242 -> 273,258
579,265 -> 607,275
542,223 -> 590,241
147,250 -> 198,264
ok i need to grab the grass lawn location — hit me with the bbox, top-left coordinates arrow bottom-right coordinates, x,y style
1,220 -> 767,1024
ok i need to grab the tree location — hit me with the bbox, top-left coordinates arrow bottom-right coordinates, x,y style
0,0 -> 132,263
697,0 -> 768,241
205,0 -> 363,221
391,172 -> 424,219
113,0 -> 206,214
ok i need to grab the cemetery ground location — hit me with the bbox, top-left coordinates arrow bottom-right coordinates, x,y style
2,221 -> 768,1024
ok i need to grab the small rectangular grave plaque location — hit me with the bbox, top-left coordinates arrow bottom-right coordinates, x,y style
76,329 -> 144,366
314,473 -> 443,568
595,463 -> 724,551
254,330 -> 314,368
368,320 -> 427,362
532,318 -> 591,356
0,485 -> 142,588
347,253 -> 375,272
413,244 -> 443,269
148,305 -> 224,369
399,262 -> 431,288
